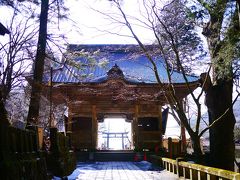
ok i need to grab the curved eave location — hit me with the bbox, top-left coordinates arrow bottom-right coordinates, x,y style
42,78 -> 200,88
41,77 -> 200,106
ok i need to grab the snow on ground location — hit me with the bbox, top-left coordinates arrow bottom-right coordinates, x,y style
53,162 -> 99,180
53,161 -> 177,180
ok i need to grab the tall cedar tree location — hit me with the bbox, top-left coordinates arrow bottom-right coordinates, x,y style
27,0 -> 49,125
197,0 -> 240,170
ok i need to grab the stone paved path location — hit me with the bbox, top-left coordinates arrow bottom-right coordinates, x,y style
66,161 -> 178,180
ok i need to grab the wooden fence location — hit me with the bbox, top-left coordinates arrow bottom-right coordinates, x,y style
0,122 -> 76,179
0,124 -> 38,154
0,123 -> 48,179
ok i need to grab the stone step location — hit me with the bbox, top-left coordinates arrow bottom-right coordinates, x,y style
76,150 -> 141,162
94,151 -> 136,161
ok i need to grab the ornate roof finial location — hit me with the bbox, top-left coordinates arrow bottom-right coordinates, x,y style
107,64 -> 124,79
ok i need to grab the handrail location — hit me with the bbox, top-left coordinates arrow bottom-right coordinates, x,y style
151,156 -> 240,180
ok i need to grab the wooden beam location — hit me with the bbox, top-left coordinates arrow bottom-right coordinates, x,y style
42,80 -> 199,108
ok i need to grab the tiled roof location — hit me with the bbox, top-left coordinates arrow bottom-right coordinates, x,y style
44,44 -> 198,84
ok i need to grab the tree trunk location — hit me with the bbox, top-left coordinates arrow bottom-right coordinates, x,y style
191,134 -> 203,162
180,123 -> 187,153
27,0 -> 49,125
201,2 -> 236,170
0,93 -> 9,125
205,80 -> 235,170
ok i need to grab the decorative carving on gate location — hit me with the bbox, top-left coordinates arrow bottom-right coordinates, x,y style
107,64 -> 124,80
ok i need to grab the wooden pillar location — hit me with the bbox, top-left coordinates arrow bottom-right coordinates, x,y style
133,105 -> 139,150
131,121 -> 134,150
158,105 -> 163,148
92,105 -> 98,149
122,133 -> 124,150
37,127 -> 44,150
107,134 -> 109,149
168,137 -> 173,158
66,103 -> 73,149
50,127 -> 58,152
67,103 -> 72,133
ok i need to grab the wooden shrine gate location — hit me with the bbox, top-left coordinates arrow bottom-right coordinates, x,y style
65,104 -> 165,151
41,44 -> 199,152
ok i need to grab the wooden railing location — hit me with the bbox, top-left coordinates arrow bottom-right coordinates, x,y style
150,156 -> 240,180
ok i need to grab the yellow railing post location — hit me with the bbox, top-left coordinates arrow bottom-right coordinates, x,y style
157,157 -> 240,180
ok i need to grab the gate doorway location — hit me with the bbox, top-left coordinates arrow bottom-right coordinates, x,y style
97,118 -> 132,150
